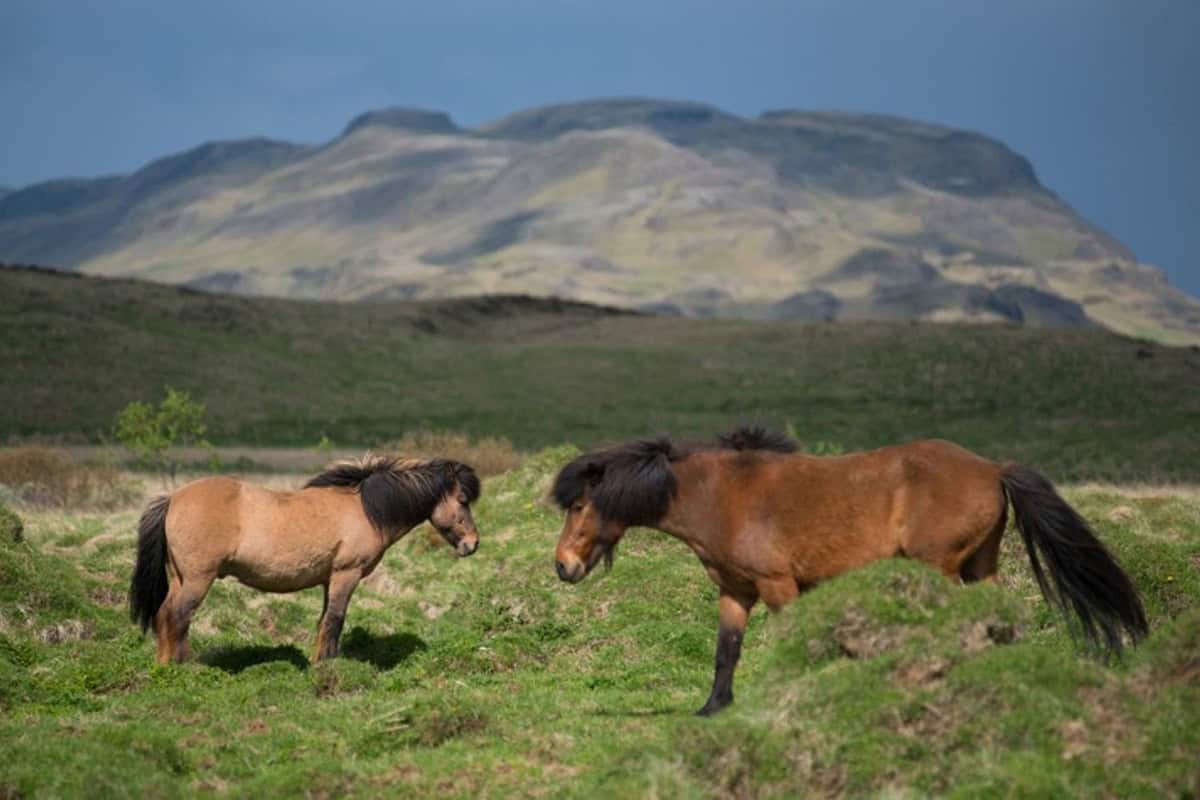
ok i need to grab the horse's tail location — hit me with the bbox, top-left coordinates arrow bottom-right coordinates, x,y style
129,495 -> 171,634
1000,464 -> 1148,653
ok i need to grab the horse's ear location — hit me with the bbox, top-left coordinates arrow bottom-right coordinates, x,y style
440,461 -> 457,482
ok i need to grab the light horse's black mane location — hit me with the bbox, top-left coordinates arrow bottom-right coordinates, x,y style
552,425 -> 798,529
306,456 -> 480,532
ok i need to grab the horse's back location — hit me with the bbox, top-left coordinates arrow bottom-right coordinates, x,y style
164,477 -> 317,566
739,440 -> 1005,580
887,439 -> 1002,499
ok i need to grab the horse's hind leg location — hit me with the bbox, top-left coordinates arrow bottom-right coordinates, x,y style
154,576 -> 181,664
155,573 -> 215,664
314,569 -> 362,662
960,506 -> 1008,584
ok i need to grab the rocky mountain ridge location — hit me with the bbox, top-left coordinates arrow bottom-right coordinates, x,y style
2,98 -> 1196,343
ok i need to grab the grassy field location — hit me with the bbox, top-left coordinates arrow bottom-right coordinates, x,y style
3,266 -> 1200,482
1,451 -> 1198,798
3,265 -> 1199,796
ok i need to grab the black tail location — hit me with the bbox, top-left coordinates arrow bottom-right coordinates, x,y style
129,495 -> 171,634
1001,465 -> 1148,654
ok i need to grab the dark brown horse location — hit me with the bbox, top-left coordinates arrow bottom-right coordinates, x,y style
552,427 -> 1147,715
130,456 -> 480,664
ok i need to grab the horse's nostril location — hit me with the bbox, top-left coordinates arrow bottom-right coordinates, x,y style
555,561 -> 568,581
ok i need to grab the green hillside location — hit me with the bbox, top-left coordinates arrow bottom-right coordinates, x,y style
3,265 -> 1199,481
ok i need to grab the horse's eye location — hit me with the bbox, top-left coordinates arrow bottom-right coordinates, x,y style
571,504 -> 583,513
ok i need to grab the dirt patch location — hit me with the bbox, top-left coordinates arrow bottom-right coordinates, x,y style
81,532 -> 121,551
1106,505 -> 1137,523
191,778 -> 229,794
37,619 -> 94,644
418,601 -> 446,620
1060,719 -> 1089,760
891,691 -> 965,743
960,618 -> 1017,653
362,566 -> 416,599
1168,655 -> 1200,686
1059,685 -> 1143,764
371,765 -> 422,789
486,527 -> 519,547
893,656 -> 950,689
241,719 -> 270,735
832,609 -> 905,658
88,586 -> 125,607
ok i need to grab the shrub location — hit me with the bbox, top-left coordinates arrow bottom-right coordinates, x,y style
0,448 -> 138,510
379,431 -> 521,477
0,504 -> 22,543
115,387 -> 208,485
784,421 -> 846,456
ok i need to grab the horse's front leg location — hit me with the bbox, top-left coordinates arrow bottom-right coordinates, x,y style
314,568 -> 362,662
697,589 -> 757,716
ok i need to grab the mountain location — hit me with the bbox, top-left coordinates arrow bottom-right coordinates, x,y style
2,98 -> 1197,343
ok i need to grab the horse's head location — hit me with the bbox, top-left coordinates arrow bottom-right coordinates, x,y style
551,440 -> 677,583
554,479 -> 627,583
429,461 -> 481,557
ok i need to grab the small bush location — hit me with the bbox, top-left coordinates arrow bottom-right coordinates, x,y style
0,504 -> 22,543
0,448 -> 139,510
380,431 -> 521,477
785,421 -> 846,456
115,387 -> 208,485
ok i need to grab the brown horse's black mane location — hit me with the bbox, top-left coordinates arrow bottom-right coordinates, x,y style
306,456 -> 480,532
716,425 -> 798,454
552,426 -> 798,527
552,437 -> 679,528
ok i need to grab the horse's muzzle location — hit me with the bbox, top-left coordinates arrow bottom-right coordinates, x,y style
555,559 -> 584,583
456,538 -> 479,557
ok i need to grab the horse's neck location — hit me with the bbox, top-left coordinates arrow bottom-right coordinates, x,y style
655,455 -> 720,552
381,522 -> 417,547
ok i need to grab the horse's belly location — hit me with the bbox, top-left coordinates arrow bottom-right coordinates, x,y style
221,550 -> 332,593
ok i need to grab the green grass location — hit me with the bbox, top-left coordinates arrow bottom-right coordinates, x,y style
3,267 -> 1200,481
1,451 -> 1197,798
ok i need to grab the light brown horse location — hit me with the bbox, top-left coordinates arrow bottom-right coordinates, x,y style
552,427 -> 1147,715
129,456 -> 480,664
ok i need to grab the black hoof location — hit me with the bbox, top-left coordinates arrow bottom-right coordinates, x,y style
696,699 -> 730,717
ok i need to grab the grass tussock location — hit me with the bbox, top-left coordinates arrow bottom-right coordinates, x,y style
0,504 -> 22,543
0,450 -> 1196,797
0,447 -> 139,510
380,431 -> 522,477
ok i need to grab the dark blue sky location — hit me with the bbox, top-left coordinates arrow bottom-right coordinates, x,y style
2,0 -> 1197,294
